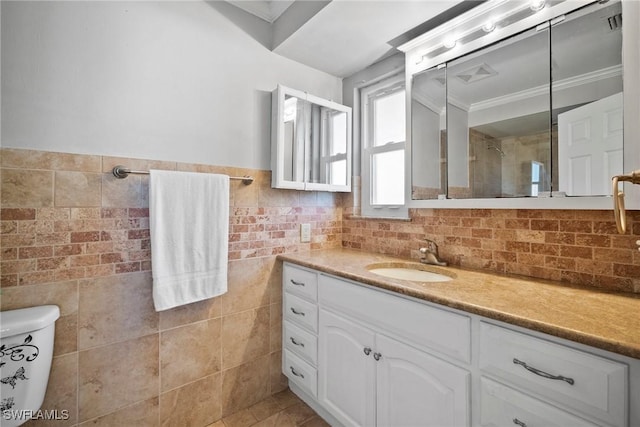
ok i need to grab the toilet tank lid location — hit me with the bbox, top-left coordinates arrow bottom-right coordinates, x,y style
1,305 -> 60,339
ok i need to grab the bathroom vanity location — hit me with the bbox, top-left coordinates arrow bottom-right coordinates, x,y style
279,248 -> 640,427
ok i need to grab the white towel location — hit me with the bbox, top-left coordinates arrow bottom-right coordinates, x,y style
149,170 -> 229,311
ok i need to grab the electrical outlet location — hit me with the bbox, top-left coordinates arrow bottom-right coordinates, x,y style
300,223 -> 311,243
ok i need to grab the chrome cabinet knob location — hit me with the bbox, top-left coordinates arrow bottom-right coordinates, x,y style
373,352 -> 382,361
363,347 -> 372,355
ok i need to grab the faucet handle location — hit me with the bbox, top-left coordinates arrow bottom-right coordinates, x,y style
423,238 -> 438,253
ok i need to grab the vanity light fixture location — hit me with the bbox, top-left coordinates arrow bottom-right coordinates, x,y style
530,0 -> 546,12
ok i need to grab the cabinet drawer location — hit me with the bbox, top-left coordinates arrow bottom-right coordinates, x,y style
284,263 -> 318,302
284,320 -> 318,366
284,349 -> 318,398
319,274 -> 471,363
284,292 -> 318,333
479,322 -> 627,427
480,377 -> 600,427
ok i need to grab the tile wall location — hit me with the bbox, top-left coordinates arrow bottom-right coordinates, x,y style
343,207 -> 640,293
0,148 -> 342,426
3,146 -> 640,426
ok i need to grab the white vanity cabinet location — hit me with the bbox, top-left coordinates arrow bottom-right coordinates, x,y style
282,262 -> 471,427
318,273 -> 471,427
479,322 -> 628,427
282,263 -> 320,398
282,261 -> 638,427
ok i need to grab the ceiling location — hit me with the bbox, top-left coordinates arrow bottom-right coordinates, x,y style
224,0 -> 467,78
226,0 -> 295,23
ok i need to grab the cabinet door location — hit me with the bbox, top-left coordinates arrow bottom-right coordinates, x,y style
318,309 -> 376,427
376,334 -> 470,427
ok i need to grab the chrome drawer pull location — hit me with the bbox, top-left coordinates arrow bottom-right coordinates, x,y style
290,337 -> 305,347
290,307 -> 306,316
290,366 -> 305,378
290,279 -> 305,287
513,418 -> 527,427
513,358 -> 575,385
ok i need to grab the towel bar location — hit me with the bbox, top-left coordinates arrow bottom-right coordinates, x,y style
112,165 -> 254,185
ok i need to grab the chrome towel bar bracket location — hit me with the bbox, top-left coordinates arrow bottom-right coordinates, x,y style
111,165 -> 254,185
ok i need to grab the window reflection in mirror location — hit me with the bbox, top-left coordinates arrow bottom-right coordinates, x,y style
315,108 -> 348,186
410,0 -> 623,200
411,66 -> 446,200
283,94 -> 305,183
554,1 -> 623,196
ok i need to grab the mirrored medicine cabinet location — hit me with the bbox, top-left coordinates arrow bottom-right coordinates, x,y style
400,0 -> 640,209
271,84 -> 352,192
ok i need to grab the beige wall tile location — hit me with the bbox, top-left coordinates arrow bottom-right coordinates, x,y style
0,280 -> 78,314
78,397 -> 159,427
221,307 -> 270,370
78,334 -> 159,421
55,172 -> 102,207
223,257 -> 274,315
269,351 -> 287,395
258,177 -> 299,208
270,303 -> 282,353
53,314 -> 78,356
2,169 -> 54,207
101,174 -> 147,208
23,352 -> 78,427
221,355 -> 270,416
269,260 -> 283,304
160,318 -> 221,392
1,148 -> 101,172
159,296 -> 222,331
159,373 -> 221,427
78,272 -> 158,350
231,170 -> 265,208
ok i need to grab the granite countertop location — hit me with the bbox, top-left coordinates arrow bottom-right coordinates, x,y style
278,248 -> 640,360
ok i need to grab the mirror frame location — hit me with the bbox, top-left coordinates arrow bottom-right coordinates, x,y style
399,0 -> 640,210
271,84 -> 352,192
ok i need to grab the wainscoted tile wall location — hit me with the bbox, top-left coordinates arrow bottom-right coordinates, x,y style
343,207 -> 640,293
0,148 -> 342,426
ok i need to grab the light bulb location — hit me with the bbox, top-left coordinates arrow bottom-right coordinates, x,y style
482,21 -> 496,33
443,38 -> 457,49
530,0 -> 546,12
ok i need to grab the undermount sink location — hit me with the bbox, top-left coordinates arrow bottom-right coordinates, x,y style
366,262 -> 454,283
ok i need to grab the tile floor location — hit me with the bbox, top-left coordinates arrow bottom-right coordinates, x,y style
207,388 -> 330,427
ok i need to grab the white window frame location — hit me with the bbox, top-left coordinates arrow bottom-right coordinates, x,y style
361,74 -> 409,219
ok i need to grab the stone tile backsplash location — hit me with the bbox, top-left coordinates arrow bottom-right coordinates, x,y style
0,148 -> 342,426
2,147 -> 639,426
343,207 -> 640,293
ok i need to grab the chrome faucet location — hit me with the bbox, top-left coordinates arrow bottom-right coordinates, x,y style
419,239 -> 448,266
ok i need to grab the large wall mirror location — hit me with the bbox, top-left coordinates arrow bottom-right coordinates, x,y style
403,0 -> 636,209
271,85 -> 352,192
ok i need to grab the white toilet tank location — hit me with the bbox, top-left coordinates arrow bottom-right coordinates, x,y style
1,305 -> 60,427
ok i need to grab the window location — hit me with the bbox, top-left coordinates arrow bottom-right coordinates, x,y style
361,75 -> 408,218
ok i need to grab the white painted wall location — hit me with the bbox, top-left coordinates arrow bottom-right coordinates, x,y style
0,1 -> 342,170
